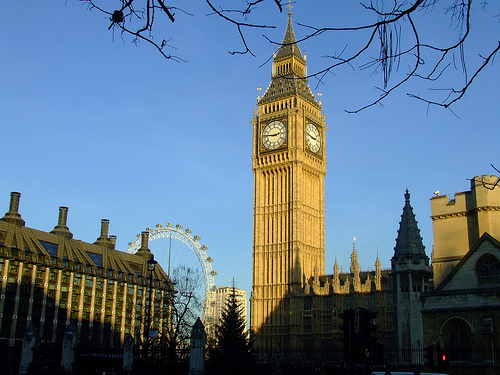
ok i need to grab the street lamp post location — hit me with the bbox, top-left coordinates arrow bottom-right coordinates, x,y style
146,254 -> 158,366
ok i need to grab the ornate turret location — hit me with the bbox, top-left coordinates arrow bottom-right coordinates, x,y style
333,255 -> 339,280
391,189 -> 431,351
350,239 -> 360,275
350,240 -> 362,291
391,189 -> 429,273
375,252 -> 382,290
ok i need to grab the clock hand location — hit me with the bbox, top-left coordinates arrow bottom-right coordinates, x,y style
306,132 -> 317,141
264,131 -> 281,137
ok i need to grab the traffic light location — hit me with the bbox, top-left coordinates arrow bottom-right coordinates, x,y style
423,345 -> 434,369
339,308 -> 355,359
436,343 -> 449,370
437,351 -> 449,370
359,308 -> 377,348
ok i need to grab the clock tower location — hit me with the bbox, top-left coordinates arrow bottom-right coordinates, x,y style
251,7 -> 327,352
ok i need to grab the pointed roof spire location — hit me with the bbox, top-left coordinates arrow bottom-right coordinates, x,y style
392,189 -> 428,269
333,255 -> 339,277
375,251 -> 382,290
259,4 -> 320,107
350,239 -> 360,275
275,1 -> 305,62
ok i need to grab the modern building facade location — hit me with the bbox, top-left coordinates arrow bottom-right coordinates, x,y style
0,192 -> 174,356
203,286 -> 247,340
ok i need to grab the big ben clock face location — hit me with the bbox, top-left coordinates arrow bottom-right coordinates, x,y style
305,123 -> 321,153
262,121 -> 287,150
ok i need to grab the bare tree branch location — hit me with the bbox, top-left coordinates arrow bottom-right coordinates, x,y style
470,165 -> 500,190
81,0 -> 499,112
408,41 -> 500,109
204,0 -> 280,56
86,0 -> 186,62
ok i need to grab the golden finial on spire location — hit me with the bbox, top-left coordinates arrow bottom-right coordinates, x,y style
287,0 -> 293,16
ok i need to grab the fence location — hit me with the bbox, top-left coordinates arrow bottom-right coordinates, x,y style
3,339 -> 500,375
252,345 -> 500,375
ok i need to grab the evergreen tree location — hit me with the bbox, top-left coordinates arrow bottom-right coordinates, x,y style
211,286 -> 252,375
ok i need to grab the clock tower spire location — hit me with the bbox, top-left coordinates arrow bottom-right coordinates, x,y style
251,8 -> 327,352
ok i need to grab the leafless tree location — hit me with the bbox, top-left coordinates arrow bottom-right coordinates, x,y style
136,264 -> 204,369
166,264 -> 204,351
83,1 -> 499,112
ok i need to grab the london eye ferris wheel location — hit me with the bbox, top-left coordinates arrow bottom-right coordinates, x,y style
126,222 -> 217,316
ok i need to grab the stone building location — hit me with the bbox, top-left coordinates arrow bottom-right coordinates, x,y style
298,244 -> 395,353
249,5 -> 500,364
391,190 -> 432,351
251,6 -> 326,352
250,7 -> 402,354
421,175 -> 500,358
0,192 -> 174,359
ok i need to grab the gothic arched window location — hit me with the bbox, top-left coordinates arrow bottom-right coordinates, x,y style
476,254 -> 500,285
443,318 -> 472,362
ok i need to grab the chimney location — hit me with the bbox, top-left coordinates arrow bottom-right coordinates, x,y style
94,219 -> 113,249
109,235 -> 117,250
0,192 -> 25,226
136,231 -> 152,258
58,207 -> 69,226
50,206 -> 73,239
140,231 -> 149,250
100,219 -> 110,238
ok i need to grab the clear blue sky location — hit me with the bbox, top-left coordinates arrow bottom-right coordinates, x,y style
1,1 -> 498,299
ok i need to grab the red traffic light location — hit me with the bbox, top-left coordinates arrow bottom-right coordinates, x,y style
438,351 -> 449,370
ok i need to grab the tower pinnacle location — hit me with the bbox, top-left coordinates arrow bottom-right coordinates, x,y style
392,189 -> 429,271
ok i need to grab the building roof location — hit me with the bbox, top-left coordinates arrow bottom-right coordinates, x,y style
391,190 -> 429,271
275,9 -> 305,62
258,10 -> 320,108
0,192 -> 170,287
433,232 -> 500,293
